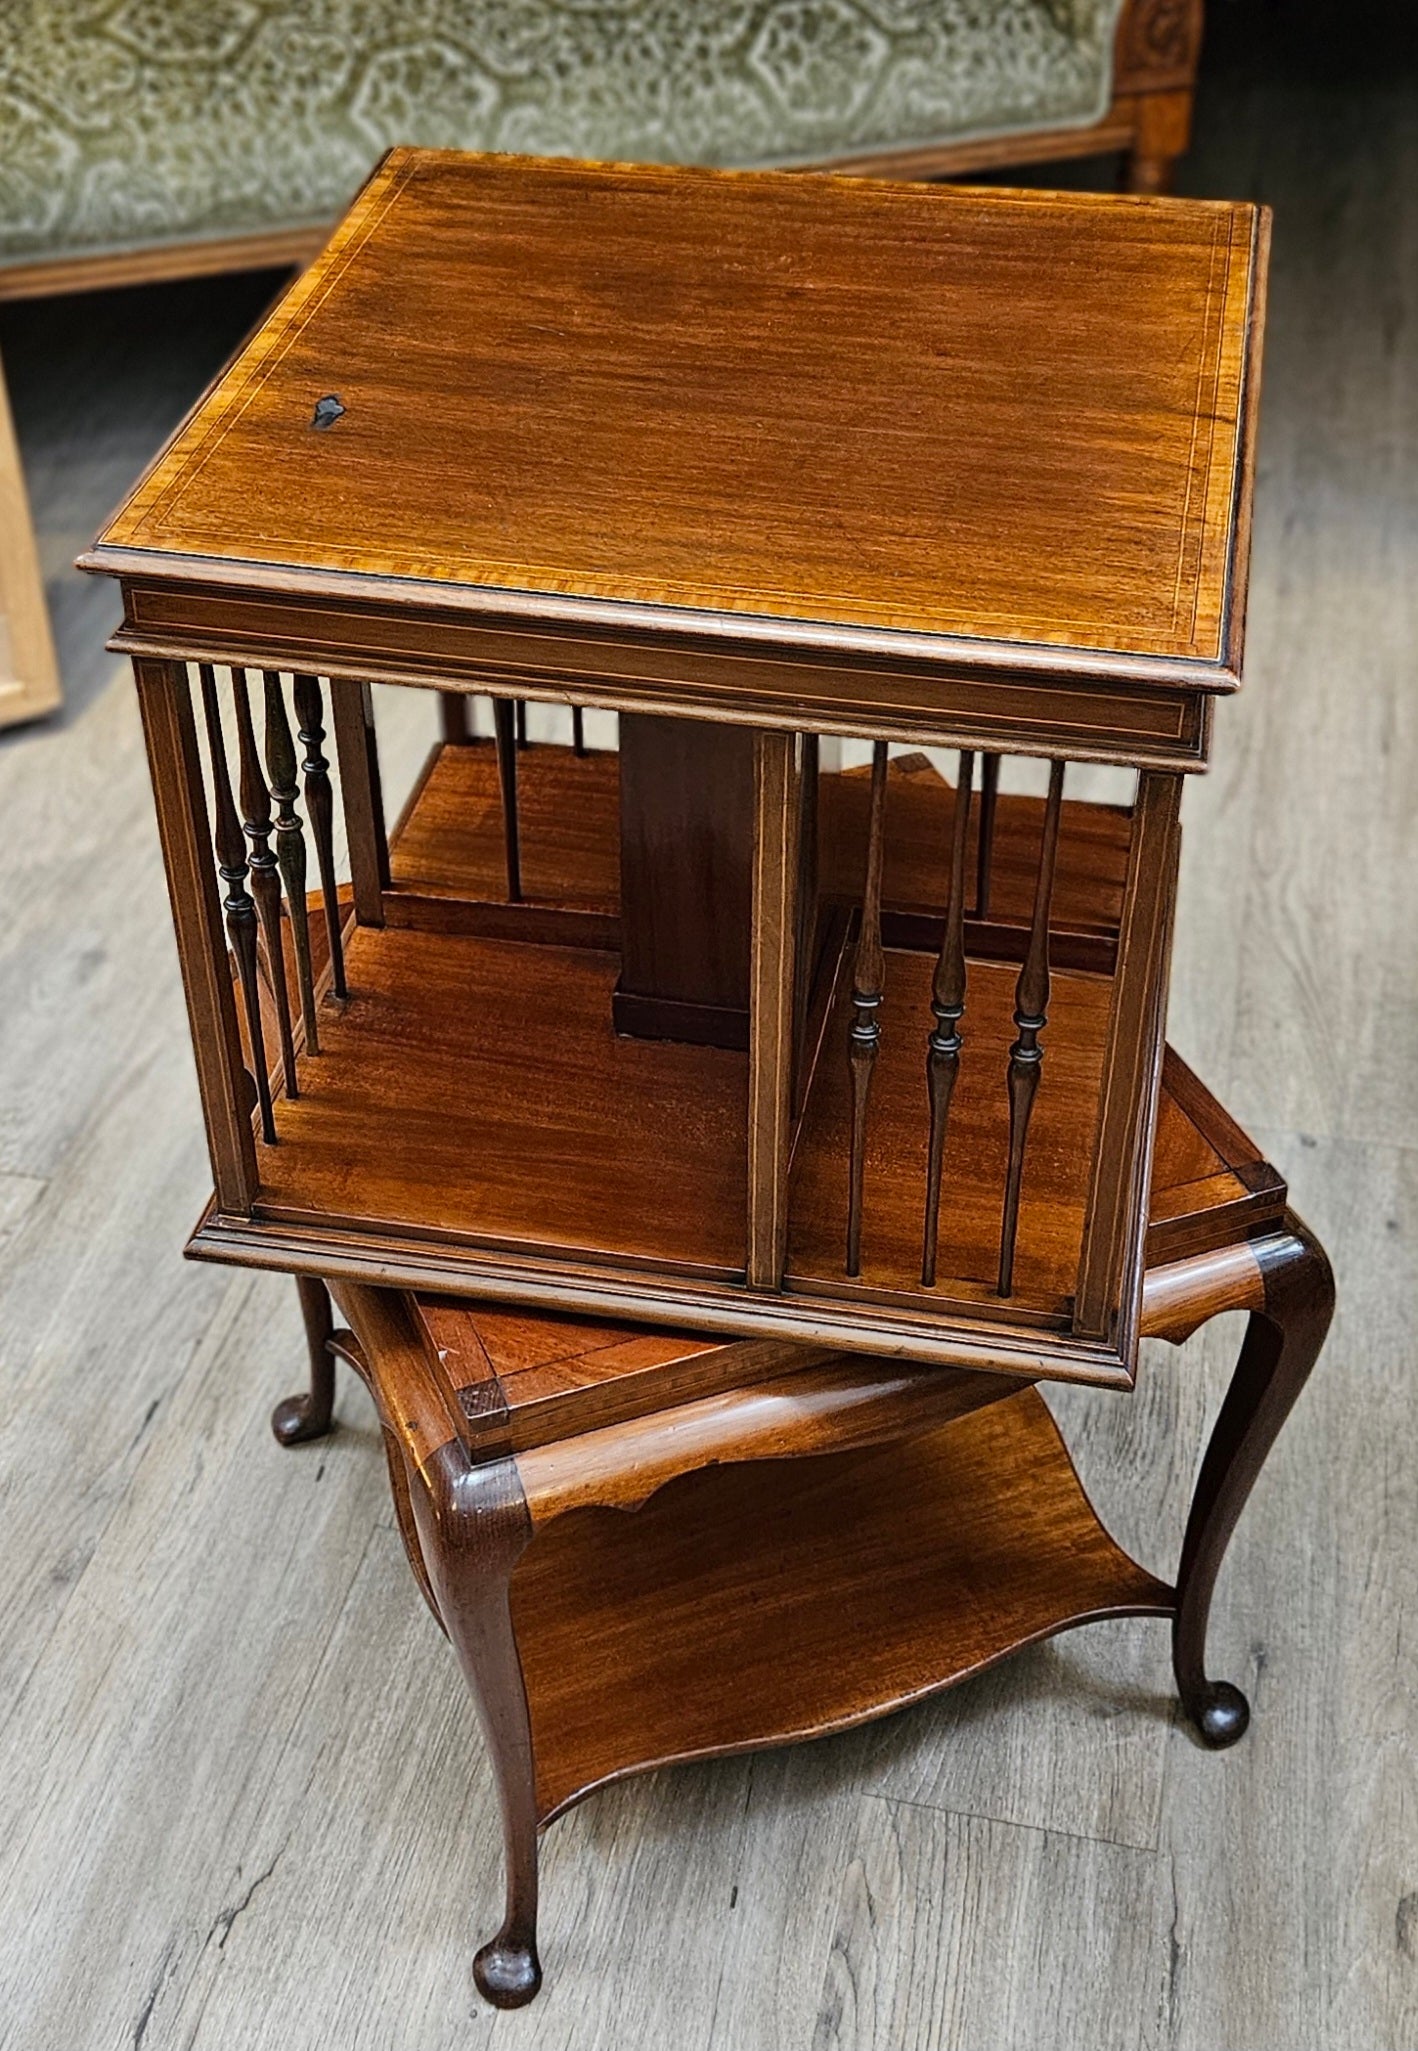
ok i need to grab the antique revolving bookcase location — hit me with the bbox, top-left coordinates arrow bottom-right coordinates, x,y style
83,151 -> 1332,2008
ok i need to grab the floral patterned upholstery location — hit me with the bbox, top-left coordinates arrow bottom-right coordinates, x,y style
0,0 -> 1124,265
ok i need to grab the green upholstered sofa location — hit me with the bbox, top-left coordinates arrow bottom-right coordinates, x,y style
0,0 -> 1202,724
1,0 -> 1201,287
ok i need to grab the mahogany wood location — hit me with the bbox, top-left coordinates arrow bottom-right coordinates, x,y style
975,752 -> 1001,917
382,892 -> 618,950
999,760 -> 1065,1294
328,1281 -> 1175,1830
410,1296 -> 834,1456
85,153 -> 1265,746
188,729 -> 1284,1383
98,153 -> 1252,661
1147,1045 -> 1288,1262
391,740 -> 617,913
103,590 -> 1220,769
439,690 -> 472,745
198,662 -> 275,1144
266,1097 -> 1324,2012
392,734 -> 1118,958
291,674 -> 345,1001
512,1390 -> 1172,1825
278,1189 -> 1329,2014
132,658 -> 258,1213
846,741 -> 888,1277
1171,1215 -> 1335,1745
747,732 -> 802,1288
86,132 -> 1345,2015
417,1428 -> 542,2011
793,945 -> 1106,1314
922,749 -> 974,1287
271,1273 -> 338,1443
491,695 -> 521,901
1074,771 -> 1183,1336
232,666 -> 298,1097
512,1356 -> 1021,1524
1139,1235 -> 1265,1344
329,1282 -> 541,2007
261,670 -> 320,1052
822,753 -> 1129,964
614,714 -> 756,1048
330,676 -> 389,927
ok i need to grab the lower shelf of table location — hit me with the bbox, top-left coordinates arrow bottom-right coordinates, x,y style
509,1385 -> 1173,1823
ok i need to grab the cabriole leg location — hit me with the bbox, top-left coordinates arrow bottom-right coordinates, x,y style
1172,1214 -> 1335,1746
272,1275 -> 338,1445
409,1445 -> 541,2008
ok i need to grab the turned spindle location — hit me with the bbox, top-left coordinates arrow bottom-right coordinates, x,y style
493,697 -> 522,903
572,707 -> 586,756
846,740 -> 889,1278
998,759 -> 1066,1296
199,664 -> 276,1144
232,668 -> 298,1098
292,674 -> 346,1002
262,671 -> 320,1055
975,752 -> 1000,917
921,751 -> 974,1287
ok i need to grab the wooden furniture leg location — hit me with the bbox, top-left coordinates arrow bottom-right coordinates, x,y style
407,1443 -> 541,2008
325,1282 -> 542,2005
1172,1212 -> 1334,1746
271,1275 -> 338,1444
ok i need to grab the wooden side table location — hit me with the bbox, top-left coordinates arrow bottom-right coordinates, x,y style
80,150 -> 1333,2007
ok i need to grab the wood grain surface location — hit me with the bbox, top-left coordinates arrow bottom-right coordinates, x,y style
89,150 -> 1263,681
510,1392 -> 1170,1821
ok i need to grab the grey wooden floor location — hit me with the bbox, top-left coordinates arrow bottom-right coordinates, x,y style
1,33 -> 1415,2051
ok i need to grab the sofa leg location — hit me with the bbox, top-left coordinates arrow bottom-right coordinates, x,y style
410,1443 -> 542,2008
1123,86 -> 1193,197
1172,1215 -> 1335,1746
1124,147 -> 1178,195
271,1276 -> 338,1444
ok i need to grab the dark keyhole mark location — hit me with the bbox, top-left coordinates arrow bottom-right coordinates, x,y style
311,394 -> 345,430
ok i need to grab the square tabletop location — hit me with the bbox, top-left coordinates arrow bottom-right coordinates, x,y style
87,149 -> 1267,719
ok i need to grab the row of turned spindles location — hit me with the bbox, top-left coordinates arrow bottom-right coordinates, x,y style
845,745 -> 1065,1297
197,665 -> 346,1145
206,674 -> 586,1139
